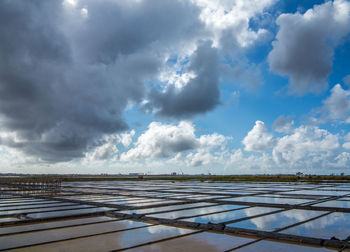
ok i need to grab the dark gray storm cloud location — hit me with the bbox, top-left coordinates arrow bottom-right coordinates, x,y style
145,41 -> 220,118
268,1 -> 350,95
64,0 -> 204,67
0,0 -> 205,162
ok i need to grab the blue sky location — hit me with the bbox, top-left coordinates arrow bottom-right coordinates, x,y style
0,0 -> 350,174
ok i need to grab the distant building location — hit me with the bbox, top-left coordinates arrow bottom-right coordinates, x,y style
129,173 -> 144,176
171,172 -> 177,176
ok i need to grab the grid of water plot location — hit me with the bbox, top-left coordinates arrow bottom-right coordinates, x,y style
1,180 -> 350,251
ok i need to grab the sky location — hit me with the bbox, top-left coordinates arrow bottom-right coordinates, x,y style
1,0 -> 350,175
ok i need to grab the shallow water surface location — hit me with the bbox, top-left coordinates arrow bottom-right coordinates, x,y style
227,209 -> 327,231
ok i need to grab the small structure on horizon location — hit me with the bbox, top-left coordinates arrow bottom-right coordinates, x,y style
129,173 -> 144,176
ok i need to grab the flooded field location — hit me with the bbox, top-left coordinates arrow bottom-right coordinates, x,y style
1,180 -> 350,251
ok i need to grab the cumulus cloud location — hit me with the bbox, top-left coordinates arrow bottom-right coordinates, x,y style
242,121 -> 275,152
331,152 -> 350,167
314,84 -> 350,123
268,0 -> 350,94
121,121 -> 228,167
342,142 -> 350,150
272,126 -> 339,165
226,125 -> 344,172
114,122 -> 347,172
198,133 -> 227,151
273,115 -> 294,133
239,121 -> 344,171
229,149 -> 274,171
184,133 -> 227,166
183,152 -> 214,167
84,130 -> 135,161
193,0 -> 276,49
323,84 -> 350,121
121,121 -> 198,160
86,142 -> 118,161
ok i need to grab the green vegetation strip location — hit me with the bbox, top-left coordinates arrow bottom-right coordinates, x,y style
2,175 -> 350,183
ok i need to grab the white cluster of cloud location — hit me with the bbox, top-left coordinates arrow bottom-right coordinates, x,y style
239,120 -> 343,170
121,122 -> 198,160
242,121 -> 275,152
268,0 -> 350,94
307,84 -> 350,125
81,118 -> 347,173
272,126 -> 339,165
331,152 -> 350,168
321,84 -> 350,122
172,132 -> 228,167
192,0 -> 275,49
229,149 -> 274,171
85,130 -> 135,161
120,121 -> 228,168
